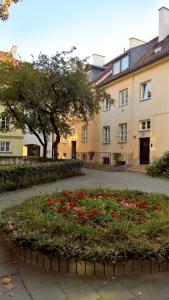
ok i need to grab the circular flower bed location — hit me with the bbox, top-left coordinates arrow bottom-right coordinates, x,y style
1,189 -> 169,263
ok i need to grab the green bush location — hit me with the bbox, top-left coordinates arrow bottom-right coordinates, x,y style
147,151 -> 169,178
0,160 -> 83,190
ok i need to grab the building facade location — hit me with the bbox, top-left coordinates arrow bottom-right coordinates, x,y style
59,7 -> 169,166
0,48 -> 24,157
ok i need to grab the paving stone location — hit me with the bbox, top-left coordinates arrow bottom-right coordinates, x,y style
0,262 -> 18,277
63,282 -> 100,300
29,283 -> 67,300
130,282 -> 169,300
97,281 -> 134,300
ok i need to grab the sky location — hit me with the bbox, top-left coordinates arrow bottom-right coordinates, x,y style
0,0 -> 169,63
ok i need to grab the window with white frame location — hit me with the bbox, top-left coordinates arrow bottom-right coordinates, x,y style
121,56 -> 129,71
141,81 -> 151,100
113,61 -> 120,75
139,120 -> 151,131
0,117 -> 9,129
62,134 -> 67,144
0,141 -> 10,152
119,123 -> 127,142
113,55 -> 129,75
119,89 -> 128,106
103,126 -> 110,144
71,128 -> 76,135
82,126 -> 88,143
103,99 -> 110,111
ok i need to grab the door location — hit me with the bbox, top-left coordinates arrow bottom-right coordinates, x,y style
140,138 -> 150,164
71,141 -> 77,159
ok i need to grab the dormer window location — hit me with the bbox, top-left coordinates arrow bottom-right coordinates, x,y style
113,55 -> 129,75
121,56 -> 129,71
154,46 -> 162,53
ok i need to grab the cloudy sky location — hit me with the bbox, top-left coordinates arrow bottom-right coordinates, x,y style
0,0 -> 169,62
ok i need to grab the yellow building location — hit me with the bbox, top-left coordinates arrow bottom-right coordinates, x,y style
0,48 -> 24,157
59,7 -> 169,166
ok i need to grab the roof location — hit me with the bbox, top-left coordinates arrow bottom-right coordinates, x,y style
95,36 -> 169,87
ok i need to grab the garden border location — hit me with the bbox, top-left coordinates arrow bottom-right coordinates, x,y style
2,232 -> 169,277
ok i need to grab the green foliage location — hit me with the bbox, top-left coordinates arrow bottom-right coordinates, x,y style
0,160 -> 83,190
0,49 -> 112,158
1,189 -> 169,262
147,151 -> 169,178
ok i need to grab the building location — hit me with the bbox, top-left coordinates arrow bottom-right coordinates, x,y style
59,7 -> 169,166
0,47 -> 24,157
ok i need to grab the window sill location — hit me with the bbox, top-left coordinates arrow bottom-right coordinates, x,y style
118,141 -> 127,144
139,129 -> 150,132
0,151 -> 12,154
139,98 -> 151,102
119,104 -> 128,108
102,143 -> 110,145
81,141 -> 88,143
103,109 -> 110,112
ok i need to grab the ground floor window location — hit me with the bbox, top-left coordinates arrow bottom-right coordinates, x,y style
0,141 -> 10,152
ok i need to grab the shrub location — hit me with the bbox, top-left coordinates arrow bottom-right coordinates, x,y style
0,160 -> 83,190
147,151 -> 169,178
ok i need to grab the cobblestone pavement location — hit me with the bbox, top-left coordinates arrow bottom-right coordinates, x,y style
1,168 -> 169,299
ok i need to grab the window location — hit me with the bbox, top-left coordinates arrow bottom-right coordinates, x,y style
121,56 -> 129,71
139,120 -> 151,131
71,128 -> 76,135
113,61 -> 120,75
0,141 -> 10,152
119,123 -> 127,143
82,153 -> 87,161
113,55 -> 129,75
62,134 -> 67,144
82,126 -> 88,143
0,117 -> 9,129
119,89 -> 128,106
103,126 -> 110,144
141,81 -> 151,100
103,99 -> 110,111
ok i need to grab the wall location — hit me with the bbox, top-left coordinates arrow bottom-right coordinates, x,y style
99,57 -> 169,165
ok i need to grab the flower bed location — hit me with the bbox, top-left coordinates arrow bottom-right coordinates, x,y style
1,189 -> 169,263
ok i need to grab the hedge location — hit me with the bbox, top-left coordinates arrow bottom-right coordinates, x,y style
0,160 -> 83,190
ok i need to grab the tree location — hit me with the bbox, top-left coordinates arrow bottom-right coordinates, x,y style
0,0 -> 20,21
0,48 -> 112,159
33,48 -> 112,158
0,60 -> 52,159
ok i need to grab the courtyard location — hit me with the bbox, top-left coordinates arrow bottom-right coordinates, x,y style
1,169 -> 169,299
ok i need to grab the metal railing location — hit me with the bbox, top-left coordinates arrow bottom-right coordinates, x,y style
77,152 -> 133,166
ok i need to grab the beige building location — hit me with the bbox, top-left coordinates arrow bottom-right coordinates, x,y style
0,48 -> 24,157
59,7 -> 169,166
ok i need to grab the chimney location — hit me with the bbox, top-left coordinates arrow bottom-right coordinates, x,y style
129,38 -> 145,49
10,45 -> 17,59
90,54 -> 105,67
159,7 -> 169,42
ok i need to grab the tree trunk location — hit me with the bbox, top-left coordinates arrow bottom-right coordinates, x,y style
53,133 -> 60,160
43,143 -> 47,160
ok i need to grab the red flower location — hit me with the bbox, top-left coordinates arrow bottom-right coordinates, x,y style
57,207 -> 67,214
152,204 -> 159,210
112,212 -> 116,219
139,202 -> 147,209
47,197 -> 53,202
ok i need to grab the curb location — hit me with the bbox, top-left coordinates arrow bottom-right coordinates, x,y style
2,233 -> 169,277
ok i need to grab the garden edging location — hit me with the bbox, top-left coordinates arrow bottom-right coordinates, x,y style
2,232 -> 169,277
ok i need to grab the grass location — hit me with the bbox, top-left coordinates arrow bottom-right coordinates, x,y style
1,189 -> 169,263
